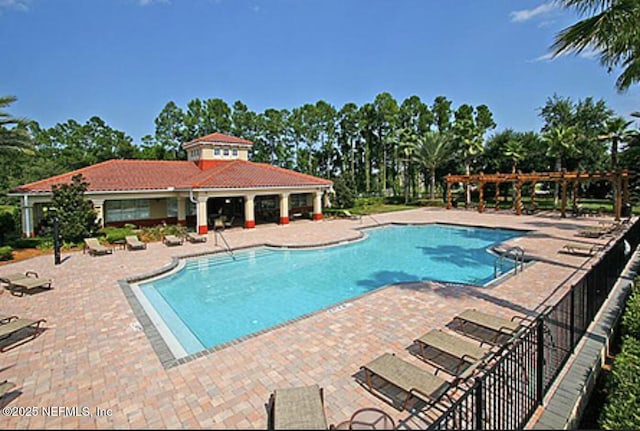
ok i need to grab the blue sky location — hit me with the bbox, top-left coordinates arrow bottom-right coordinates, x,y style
1,0 -> 639,143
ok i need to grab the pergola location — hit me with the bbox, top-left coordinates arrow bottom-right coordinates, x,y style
445,170 -> 632,220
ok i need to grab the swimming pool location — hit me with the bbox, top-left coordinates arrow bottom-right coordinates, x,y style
135,224 -> 524,356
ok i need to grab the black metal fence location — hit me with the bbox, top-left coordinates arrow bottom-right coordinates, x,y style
428,218 -> 640,430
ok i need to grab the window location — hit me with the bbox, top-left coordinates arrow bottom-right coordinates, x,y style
105,200 -> 150,222
214,148 -> 221,156
290,194 -> 309,208
167,198 -> 178,217
223,148 -> 230,156
232,149 -> 238,157
186,201 -> 196,216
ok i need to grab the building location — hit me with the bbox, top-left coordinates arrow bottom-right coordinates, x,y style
11,133 -> 333,236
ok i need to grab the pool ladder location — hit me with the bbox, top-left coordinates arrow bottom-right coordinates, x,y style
215,230 -> 235,260
494,246 -> 525,278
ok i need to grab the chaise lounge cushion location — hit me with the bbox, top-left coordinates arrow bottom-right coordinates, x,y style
449,309 -> 524,345
0,272 -> 53,297
269,384 -> 327,430
361,353 -> 451,410
125,235 -> 147,250
414,329 -> 488,375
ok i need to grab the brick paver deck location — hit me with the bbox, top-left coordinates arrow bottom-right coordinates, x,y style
0,208 -> 622,429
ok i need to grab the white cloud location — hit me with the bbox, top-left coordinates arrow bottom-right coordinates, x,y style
138,0 -> 170,5
529,52 -> 557,63
578,47 -> 600,59
529,47 -> 600,63
0,0 -> 30,12
510,2 -> 557,23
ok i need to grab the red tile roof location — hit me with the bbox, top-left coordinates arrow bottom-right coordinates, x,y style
183,160 -> 333,189
13,159 -> 332,194
13,160 -> 202,193
184,132 -> 253,146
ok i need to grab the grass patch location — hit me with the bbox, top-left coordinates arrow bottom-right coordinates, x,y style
0,245 -> 13,261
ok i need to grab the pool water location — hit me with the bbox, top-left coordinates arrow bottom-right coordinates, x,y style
138,224 -> 524,354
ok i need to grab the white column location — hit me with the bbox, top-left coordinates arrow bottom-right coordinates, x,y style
279,193 -> 289,225
244,194 -> 255,228
312,191 -> 323,221
21,195 -> 34,237
177,197 -> 186,226
197,194 -> 208,234
92,199 -> 105,228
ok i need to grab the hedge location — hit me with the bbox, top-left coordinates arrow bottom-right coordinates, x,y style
0,246 -> 13,261
599,336 -> 640,429
599,279 -> 640,429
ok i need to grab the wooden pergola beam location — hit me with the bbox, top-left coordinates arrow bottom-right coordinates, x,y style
444,169 -> 634,216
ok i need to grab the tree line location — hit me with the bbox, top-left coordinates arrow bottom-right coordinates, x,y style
0,92 -> 639,206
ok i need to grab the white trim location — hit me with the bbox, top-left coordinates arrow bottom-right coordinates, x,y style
8,185 -> 332,198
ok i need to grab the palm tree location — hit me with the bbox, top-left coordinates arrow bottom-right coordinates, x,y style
503,139 -> 526,207
599,116 -> 634,169
542,125 -> 578,207
410,131 -> 453,200
398,127 -> 418,204
0,95 -> 32,155
454,118 -> 484,205
551,0 -> 640,92
503,139 -> 526,174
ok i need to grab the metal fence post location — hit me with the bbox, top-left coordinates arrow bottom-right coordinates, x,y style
474,377 -> 484,430
570,287 -> 575,352
536,318 -> 545,405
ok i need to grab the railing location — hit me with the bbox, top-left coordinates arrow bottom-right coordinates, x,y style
494,246 -> 525,278
429,217 -> 640,430
214,230 -> 235,259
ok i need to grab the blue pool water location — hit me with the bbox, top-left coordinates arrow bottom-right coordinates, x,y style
138,224 -> 524,354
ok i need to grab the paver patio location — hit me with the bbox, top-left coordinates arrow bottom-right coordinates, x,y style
0,208 -> 626,429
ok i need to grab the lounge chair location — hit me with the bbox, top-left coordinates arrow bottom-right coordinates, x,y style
576,221 -> 622,238
163,235 -> 184,246
125,235 -> 147,250
213,217 -> 226,231
359,353 -> 457,411
0,316 -> 46,352
412,329 -> 490,376
448,309 -> 528,346
0,271 -> 53,297
0,314 -> 17,324
0,380 -> 16,398
84,238 -> 113,256
267,384 -> 328,430
342,210 -> 362,221
186,232 -> 207,243
576,228 -> 608,238
224,216 -> 235,228
561,243 -> 604,256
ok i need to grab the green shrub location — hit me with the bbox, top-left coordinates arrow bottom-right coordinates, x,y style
384,196 -> 406,205
100,226 -> 134,243
333,175 -> 356,209
36,238 -> 54,251
139,224 -> 186,242
416,199 -> 446,207
48,174 -> 99,243
10,237 -> 44,249
0,246 -> 13,261
162,224 -> 187,237
0,210 -> 18,245
599,336 -> 640,430
622,282 -> 640,339
355,196 -> 385,208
